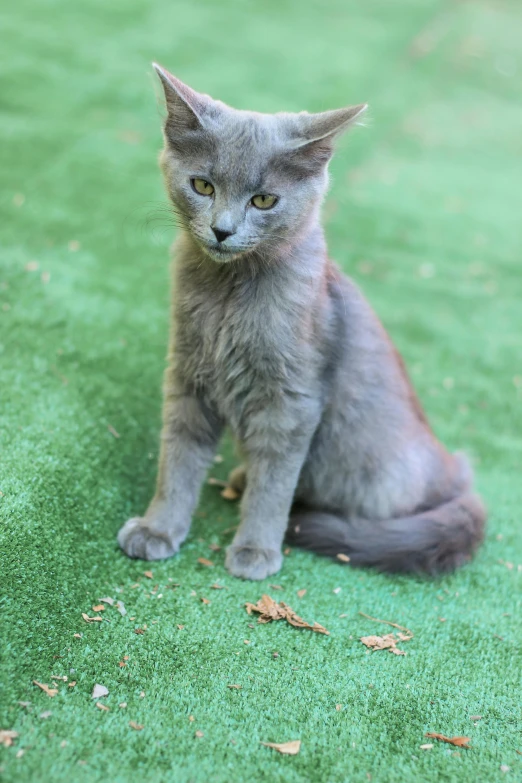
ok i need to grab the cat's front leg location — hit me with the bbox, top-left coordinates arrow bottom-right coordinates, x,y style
118,393 -> 222,561
226,401 -> 320,580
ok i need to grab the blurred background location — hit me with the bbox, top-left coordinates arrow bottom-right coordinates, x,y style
1,1 -> 521,780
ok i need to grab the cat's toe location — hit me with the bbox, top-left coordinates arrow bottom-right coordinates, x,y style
117,518 -> 177,561
225,545 -> 282,580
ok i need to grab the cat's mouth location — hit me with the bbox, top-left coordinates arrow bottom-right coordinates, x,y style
201,241 -> 249,263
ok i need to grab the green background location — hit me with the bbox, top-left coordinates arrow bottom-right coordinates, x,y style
1,0 -> 521,781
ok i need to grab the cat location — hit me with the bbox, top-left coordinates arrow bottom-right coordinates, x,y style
117,63 -> 486,580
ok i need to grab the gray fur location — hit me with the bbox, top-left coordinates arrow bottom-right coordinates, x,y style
118,66 -> 486,579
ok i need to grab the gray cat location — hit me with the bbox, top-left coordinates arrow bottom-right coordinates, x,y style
117,64 -> 486,580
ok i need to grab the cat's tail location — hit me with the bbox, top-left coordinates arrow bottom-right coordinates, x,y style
286,492 -> 486,574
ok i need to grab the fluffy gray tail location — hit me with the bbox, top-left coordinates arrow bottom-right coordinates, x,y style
287,492 -> 486,575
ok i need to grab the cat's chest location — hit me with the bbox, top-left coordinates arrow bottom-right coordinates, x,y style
174,274 -> 306,417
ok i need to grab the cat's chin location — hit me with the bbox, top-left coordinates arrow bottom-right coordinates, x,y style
199,242 -> 248,264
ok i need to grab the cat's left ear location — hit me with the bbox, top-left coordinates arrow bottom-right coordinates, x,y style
284,104 -> 367,169
153,63 -> 217,144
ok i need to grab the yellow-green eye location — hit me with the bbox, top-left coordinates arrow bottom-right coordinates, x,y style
251,194 -> 278,210
191,178 -> 214,196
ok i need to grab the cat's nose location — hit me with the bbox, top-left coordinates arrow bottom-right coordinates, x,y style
212,227 -> 234,243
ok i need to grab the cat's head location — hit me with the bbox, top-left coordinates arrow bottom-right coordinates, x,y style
154,64 -> 366,262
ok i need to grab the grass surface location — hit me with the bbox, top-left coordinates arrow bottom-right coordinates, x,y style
1,0 -> 522,781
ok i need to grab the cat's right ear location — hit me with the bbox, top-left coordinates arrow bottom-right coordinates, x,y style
153,64 -> 211,139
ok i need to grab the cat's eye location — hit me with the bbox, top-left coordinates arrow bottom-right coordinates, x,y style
191,178 -> 215,197
251,194 -> 278,210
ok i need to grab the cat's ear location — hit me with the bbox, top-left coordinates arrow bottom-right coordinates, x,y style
284,104 -> 367,170
153,63 -> 215,140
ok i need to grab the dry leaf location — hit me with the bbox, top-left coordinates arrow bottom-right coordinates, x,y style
335,704 -> 342,711
82,613 -> 103,623
425,733 -> 471,748
68,681 -> 76,688
129,721 -> 144,731
119,661 -> 126,668
96,703 -> 110,712
245,594 -> 329,635
269,584 -> 283,590
208,543 -> 221,552
189,715 -> 194,722
91,684 -> 109,699
200,597 -> 211,604
99,597 -> 114,606
116,600 -> 127,616
283,547 -> 291,556
211,583 -> 225,590
297,589 -> 307,598
33,681 -> 57,697
134,627 -> 145,634
0,730 -> 18,747
74,633 -> 82,639
195,730 -> 204,738
143,570 -> 153,579
177,625 -> 185,630
336,553 -> 351,562
119,703 -> 127,709
92,605 -> 105,612
360,633 -> 408,654
221,486 -> 239,501
197,557 -> 214,567
51,675 -> 67,681
261,740 -> 301,755
227,684 -> 242,689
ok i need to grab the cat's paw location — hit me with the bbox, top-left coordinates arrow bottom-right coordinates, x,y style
117,517 -> 178,561
225,545 -> 283,580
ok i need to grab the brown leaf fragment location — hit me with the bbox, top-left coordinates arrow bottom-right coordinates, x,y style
227,684 -> 242,689
107,424 -> 120,438
221,486 -> 239,501
189,715 -> 194,722
33,681 -> 58,697
208,543 -> 221,552
336,553 -> 351,562
82,613 -> 103,623
96,703 -> 110,712
261,740 -> 301,755
92,684 -> 109,699
74,633 -> 83,639
297,589 -> 307,598
335,704 -> 342,711
195,730 -> 204,738
143,570 -> 153,579
119,661 -> 126,668
360,633 -> 408,654
0,730 -> 18,747
283,547 -> 291,556
425,733 -> 471,748
245,595 -> 329,634
197,557 -> 214,567
200,597 -> 211,604
134,627 -> 145,634
177,625 -> 185,630
68,681 -> 76,688
129,721 -> 144,731
92,605 -> 105,612
211,583 -> 225,590
51,675 -> 68,681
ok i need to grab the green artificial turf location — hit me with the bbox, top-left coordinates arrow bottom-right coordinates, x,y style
1,0 -> 521,781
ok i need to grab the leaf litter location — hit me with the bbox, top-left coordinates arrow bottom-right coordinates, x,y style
33,681 -> 58,697
261,740 -> 301,755
245,594 -> 329,635
425,732 -> 471,748
358,612 -> 413,655
0,730 -> 19,747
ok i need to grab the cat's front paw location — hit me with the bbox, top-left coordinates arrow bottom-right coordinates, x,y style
117,517 -> 178,561
225,545 -> 283,580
